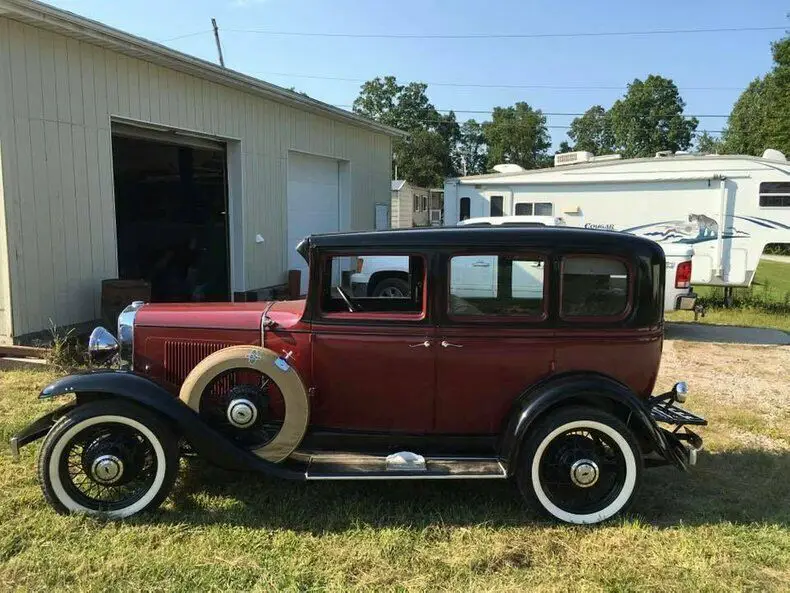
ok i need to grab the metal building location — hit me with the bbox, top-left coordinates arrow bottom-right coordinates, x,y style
0,0 -> 401,343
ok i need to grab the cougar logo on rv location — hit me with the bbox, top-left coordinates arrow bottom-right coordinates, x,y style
584,223 -> 616,230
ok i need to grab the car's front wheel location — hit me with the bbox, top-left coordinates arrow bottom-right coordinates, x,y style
38,400 -> 180,518
517,406 -> 643,525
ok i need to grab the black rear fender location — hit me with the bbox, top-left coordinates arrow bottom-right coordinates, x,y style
38,370 -> 305,480
499,372 -> 678,471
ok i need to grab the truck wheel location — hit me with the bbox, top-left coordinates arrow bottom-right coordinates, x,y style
516,406 -> 643,525
371,277 -> 409,298
38,400 -> 179,518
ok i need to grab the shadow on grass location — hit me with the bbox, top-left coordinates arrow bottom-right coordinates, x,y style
145,448 -> 790,531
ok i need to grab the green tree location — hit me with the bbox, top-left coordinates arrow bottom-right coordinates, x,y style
695,131 -> 723,154
454,119 -> 488,175
723,37 -> 790,155
353,76 -> 455,186
608,75 -> 698,158
483,102 -> 551,170
568,105 -> 615,155
556,140 -> 573,154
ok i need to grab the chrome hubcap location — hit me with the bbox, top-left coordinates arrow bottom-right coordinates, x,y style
570,459 -> 599,488
90,454 -> 124,485
227,398 -> 258,428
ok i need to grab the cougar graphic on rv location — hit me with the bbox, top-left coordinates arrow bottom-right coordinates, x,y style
443,149 -> 790,287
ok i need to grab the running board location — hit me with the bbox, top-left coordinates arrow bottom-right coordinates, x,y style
304,451 -> 508,480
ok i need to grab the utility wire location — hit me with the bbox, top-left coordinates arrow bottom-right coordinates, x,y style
333,104 -> 729,118
220,25 -> 786,40
163,24 -> 786,42
248,70 -> 744,92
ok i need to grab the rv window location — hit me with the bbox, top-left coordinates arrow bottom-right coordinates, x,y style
490,196 -> 504,217
460,197 -> 471,221
448,255 -> 545,318
534,203 -> 553,216
515,203 -> 533,216
759,182 -> 790,207
561,256 -> 629,318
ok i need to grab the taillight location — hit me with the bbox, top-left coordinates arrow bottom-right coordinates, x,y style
356,258 -> 364,273
675,261 -> 692,289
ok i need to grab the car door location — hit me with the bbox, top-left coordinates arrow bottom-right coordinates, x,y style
310,251 -> 435,433
435,251 -> 555,434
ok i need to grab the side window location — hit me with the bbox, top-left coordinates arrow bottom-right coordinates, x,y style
561,256 -> 629,318
322,254 -> 425,316
759,182 -> 790,207
449,254 -> 545,318
413,195 -> 419,212
534,202 -> 553,216
515,203 -> 533,215
490,195 -> 504,217
459,197 -> 471,221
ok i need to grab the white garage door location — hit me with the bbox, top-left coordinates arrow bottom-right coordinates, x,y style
287,153 -> 341,295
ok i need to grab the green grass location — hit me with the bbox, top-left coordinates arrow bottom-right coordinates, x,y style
2,364 -> 790,591
666,258 -> 790,332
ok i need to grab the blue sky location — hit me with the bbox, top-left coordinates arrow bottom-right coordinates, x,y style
48,0 -> 787,147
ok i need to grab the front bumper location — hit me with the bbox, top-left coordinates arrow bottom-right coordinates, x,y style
9,403 -> 76,461
648,388 -> 706,469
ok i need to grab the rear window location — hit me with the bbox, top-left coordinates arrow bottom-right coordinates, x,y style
561,256 -> 629,318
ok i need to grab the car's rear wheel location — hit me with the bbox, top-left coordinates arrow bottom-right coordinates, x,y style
38,400 -> 179,518
517,406 -> 642,524
371,277 -> 409,298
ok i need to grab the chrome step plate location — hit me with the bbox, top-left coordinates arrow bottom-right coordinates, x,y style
304,453 -> 507,480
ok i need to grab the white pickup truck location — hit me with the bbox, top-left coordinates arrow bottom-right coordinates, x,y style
350,216 -> 697,312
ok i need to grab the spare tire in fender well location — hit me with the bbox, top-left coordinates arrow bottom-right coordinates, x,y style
38,370 -> 305,480
499,372 -> 673,470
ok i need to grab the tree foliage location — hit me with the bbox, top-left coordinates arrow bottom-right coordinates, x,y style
483,102 -> 551,170
695,131 -> 723,154
607,75 -> 698,158
723,37 -> 790,156
567,105 -> 615,155
454,119 -> 488,175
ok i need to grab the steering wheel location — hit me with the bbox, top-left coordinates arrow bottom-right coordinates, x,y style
335,286 -> 358,312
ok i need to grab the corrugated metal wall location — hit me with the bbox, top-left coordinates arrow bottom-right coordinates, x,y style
0,16 -> 392,340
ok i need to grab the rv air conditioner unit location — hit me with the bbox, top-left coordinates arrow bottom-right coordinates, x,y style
492,163 -> 525,173
762,148 -> 787,162
554,151 -> 593,167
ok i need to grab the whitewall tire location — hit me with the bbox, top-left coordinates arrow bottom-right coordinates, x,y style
517,406 -> 643,525
38,400 -> 180,519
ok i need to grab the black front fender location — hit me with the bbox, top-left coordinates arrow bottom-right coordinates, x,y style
35,370 -> 306,480
499,373 -> 684,472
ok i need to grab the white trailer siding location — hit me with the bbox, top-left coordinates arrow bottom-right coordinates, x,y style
446,155 -> 790,289
0,13 -> 396,340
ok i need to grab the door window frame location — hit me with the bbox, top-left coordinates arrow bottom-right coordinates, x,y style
441,250 -> 550,325
315,251 -> 431,325
558,254 -> 634,322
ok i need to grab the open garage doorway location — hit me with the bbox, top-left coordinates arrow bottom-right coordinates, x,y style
111,125 -> 230,302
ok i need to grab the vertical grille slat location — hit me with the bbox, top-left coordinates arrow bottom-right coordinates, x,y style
164,340 -> 233,385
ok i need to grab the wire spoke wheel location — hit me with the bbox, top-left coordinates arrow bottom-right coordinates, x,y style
198,368 -> 285,449
58,422 -> 157,512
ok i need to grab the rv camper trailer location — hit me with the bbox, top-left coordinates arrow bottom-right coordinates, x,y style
444,150 -> 790,290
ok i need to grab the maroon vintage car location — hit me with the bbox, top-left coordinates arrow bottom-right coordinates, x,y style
12,226 -> 705,524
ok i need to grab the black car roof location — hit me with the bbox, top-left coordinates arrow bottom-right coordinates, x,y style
300,226 -> 664,257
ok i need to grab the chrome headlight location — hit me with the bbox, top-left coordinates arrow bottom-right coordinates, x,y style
673,381 -> 689,404
117,301 -> 144,370
88,326 -> 119,364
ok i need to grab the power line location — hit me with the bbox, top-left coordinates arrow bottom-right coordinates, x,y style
333,104 -> 729,119
248,70 -> 745,92
219,25 -> 785,40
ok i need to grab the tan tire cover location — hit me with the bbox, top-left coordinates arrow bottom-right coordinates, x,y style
179,346 -> 309,462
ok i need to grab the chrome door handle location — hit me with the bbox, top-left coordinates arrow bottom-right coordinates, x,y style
441,340 -> 463,348
409,340 -> 432,348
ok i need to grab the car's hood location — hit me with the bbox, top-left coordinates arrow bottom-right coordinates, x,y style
135,300 -> 305,331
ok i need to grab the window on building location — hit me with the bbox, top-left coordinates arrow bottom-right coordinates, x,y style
459,197 -> 471,221
490,196 -> 504,217
561,256 -> 629,318
448,254 -> 545,318
515,202 -> 553,216
422,196 -> 428,211
413,195 -> 420,212
759,182 -> 790,207
515,203 -> 533,216
534,203 -> 554,216
321,255 -> 424,316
